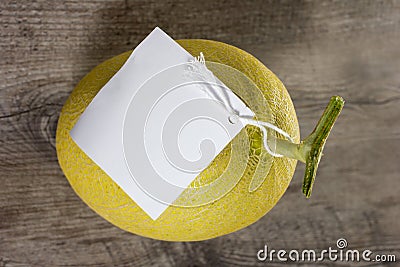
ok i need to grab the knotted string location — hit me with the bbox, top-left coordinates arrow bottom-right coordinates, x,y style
189,52 -> 294,157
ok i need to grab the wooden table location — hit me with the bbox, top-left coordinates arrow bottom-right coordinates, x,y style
1,1 -> 399,266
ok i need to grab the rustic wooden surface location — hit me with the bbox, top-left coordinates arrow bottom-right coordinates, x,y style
1,0 -> 399,266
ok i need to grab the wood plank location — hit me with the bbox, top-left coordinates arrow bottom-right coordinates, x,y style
1,0 -> 399,266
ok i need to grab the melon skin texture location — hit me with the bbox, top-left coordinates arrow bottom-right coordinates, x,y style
56,39 -> 300,241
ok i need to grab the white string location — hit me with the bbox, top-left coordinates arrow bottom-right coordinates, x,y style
190,53 -> 294,157
234,115 -> 294,157
192,53 -> 237,115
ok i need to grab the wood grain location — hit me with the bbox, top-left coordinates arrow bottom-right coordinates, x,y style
1,0 -> 399,266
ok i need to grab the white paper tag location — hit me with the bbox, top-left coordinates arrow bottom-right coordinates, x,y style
70,27 -> 254,219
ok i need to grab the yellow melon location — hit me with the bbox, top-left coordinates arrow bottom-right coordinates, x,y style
56,39 -> 302,241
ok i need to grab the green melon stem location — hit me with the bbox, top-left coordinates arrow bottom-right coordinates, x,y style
272,96 -> 345,198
